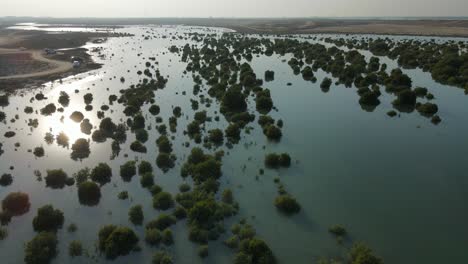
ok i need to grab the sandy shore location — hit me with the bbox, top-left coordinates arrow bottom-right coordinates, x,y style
0,48 -> 72,80
218,19 -> 468,37
0,18 -> 466,91
0,29 -> 115,91
4,17 -> 468,37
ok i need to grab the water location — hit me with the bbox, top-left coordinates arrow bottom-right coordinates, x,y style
0,25 -> 468,264
8,23 -> 116,33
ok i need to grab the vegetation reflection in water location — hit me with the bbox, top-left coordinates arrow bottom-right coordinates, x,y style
0,25 -> 467,264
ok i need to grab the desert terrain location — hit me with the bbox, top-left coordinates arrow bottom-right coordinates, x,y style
0,28 -> 119,91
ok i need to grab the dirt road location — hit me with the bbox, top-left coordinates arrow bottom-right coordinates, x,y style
0,49 -> 72,80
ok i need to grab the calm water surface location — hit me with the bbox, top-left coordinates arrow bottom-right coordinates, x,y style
0,25 -> 467,264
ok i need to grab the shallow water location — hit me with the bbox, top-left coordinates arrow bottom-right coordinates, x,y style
8,23 -> 115,33
0,25 -> 468,264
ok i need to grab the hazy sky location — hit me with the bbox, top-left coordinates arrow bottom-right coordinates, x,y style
2,0 -> 468,18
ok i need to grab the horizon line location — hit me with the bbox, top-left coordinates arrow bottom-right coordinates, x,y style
2,15 -> 468,20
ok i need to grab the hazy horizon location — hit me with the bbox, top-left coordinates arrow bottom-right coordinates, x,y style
2,0 -> 468,18
3,16 -> 468,19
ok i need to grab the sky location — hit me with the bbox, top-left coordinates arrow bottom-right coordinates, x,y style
1,0 -> 468,18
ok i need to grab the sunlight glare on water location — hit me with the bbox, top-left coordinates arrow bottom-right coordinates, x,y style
45,115 -> 83,143
39,73 -> 104,144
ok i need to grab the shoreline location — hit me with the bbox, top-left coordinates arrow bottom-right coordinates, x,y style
3,17 -> 468,37
1,19 -> 467,92
219,20 -> 468,37
0,29 -> 127,92
228,27 -> 468,39
0,49 -> 73,80
0,47 -> 102,92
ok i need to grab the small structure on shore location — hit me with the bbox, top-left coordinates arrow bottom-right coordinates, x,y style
71,56 -> 84,63
92,38 -> 105,44
44,48 -> 57,55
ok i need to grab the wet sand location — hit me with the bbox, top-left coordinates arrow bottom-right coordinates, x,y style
3,17 -> 468,37
0,49 -> 72,79
0,29 -> 113,91
12,17 -> 467,37
220,19 -> 468,37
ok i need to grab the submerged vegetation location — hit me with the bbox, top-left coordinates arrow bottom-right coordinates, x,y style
329,225 -> 347,238
91,163 -> 113,185
129,205 -> 144,225
265,153 -> 291,168
40,103 -> 56,116
68,240 -> 83,257
32,205 -> 64,232
274,194 -> 301,215
2,192 -> 30,216
70,111 -> 84,123
98,225 -> 139,259
0,173 -> 13,186
78,181 -> 101,206
24,232 -> 58,264
152,250 -> 173,264
45,169 -> 70,189
120,161 -> 137,181
349,243 -> 383,264
0,227 -> 7,240
130,141 -> 147,153
71,138 -> 90,160
2,24 -> 465,264
153,191 -> 174,210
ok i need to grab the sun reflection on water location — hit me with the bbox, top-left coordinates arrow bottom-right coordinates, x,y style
38,74 -> 104,145
46,114 -> 86,144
